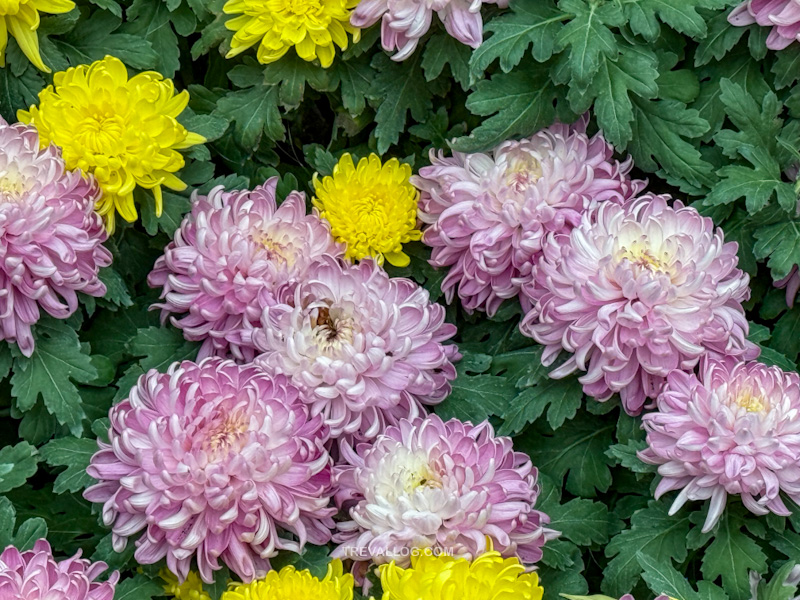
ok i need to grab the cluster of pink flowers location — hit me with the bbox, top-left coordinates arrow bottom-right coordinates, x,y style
0,118 -> 111,356
83,174 -> 555,588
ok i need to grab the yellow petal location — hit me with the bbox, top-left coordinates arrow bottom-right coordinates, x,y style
114,191 -> 138,223
384,251 -> 410,267
33,0 -> 76,15
0,19 -> 8,68
7,16 -> 49,72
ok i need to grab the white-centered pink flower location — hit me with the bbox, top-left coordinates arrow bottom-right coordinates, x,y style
84,358 -> 335,583
640,358 -> 800,532
332,415 -> 557,569
520,194 -> 757,415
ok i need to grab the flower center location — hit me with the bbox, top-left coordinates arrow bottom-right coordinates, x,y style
504,153 -> 542,193
733,388 -> 767,413
203,410 -> 249,458
0,165 -> 31,201
272,0 -> 322,16
252,231 -> 295,268
76,111 -> 128,156
618,241 -> 673,276
310,305 -> 356,353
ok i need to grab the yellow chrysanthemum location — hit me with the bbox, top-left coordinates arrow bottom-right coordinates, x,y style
379,547 -> 544,600
0,0 -> 74,72
17,55 -> 205,233
160,569 -> 212,600
312,153 -> 422,267
222,560 -> 353,600
223,0 -> 360,68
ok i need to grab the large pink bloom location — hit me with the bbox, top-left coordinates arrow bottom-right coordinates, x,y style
333,415 -> 557,569
352,0 -> 507,60
148,177 -> 342,362
521,194 -> 756,415
729,0 -> 800,49
640,359 -> 800,532
414,119 -> 643,316
0,539 -> 118,600
251,257 -> 459,442
0,118 -> 110,356
84,358 -> 335,584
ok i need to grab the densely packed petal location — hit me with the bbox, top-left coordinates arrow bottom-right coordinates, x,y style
148,177 -> 342,361
520,194 -> 756,415
221,559 -> 353,600
729,0 -> 800,49
251,257 -> 459,441
414,119 -> 644,316
0,539 -> 118,600
161,570 -> 211,600
378,545 -> 544,600
84,358 -> 336,583
313,154 -> 422,267
224,0 -> 360,67
0,118 -> 110,356
332,415 -> 557,568
18,56 -> 205,232
640,358 -> 800,532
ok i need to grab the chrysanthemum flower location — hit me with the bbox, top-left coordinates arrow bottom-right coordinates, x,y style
313,153 -> 421,267
161,570 -> 211,600
17,56 -> 205,233
379,545 -> 544,600
775,265 -> 800,308
640,358 -> 800,532
224,0 -> 360,67
222,560 -> 353,600
0,118 -> 111,357
351,0 -> 506,60
251,257 -> 459,441
84,357 -> 336,583
148,178 -> 342,361
729,0 -> 800,49
414,119 -> 644,316
0,539 -> 119,600
520,194 -> 757,415
333,415 -> 556,568
0,0 -> 74,72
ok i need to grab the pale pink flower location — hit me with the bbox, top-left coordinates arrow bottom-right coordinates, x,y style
521,194 -> 757,415
414,119 -> 644,316
84,358 -> 335,583
0,539 -> 118,600
0,118 -> 110,356
148,177 -> 342,362
332,415 -> 557,570
729,0 -> 800,49
640,359 -> 800,532
252,257 -> 459,442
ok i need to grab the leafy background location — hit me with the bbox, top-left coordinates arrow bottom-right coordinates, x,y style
2,0 -> 800,599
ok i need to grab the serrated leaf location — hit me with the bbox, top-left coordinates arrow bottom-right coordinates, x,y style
270,545 -> 331,578
695,12 -> 745,66
0,66 -> 45,119
606,440 -> 657,473
549,498 -> 610,546
541,566 -> 588,600
98,267 -> 133,308
754,220 -> 800,281
773,45 -> 800,89
215,84 -> 284,150
436,373 -> 516,423
499,376 -> 582,435
0,442 -> 38,494
702,512 -> 768,600
470,0 -> 565,75
128,327 -> 199,373
114,574 -> 165,600
122,0 -> 180,76
422,31 -> 471,89
263,53 -> 331,108
637,553 -> 699,600
13,517 -> 47,551
331,53 -> 374,115
39,437 -> 97,494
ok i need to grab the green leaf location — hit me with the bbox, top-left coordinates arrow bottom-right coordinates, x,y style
499,376 -> 583,434
270,545 -> 331,578
627,0 -> 723,38
706,162 -> 796,214
11,321 -> 98,436
452,63 -> 559,152
331,53 -> 374,115
657,69 -> 700,104
0,66 -> 45,119
603,501 -> 691,596
215,84 -> 284,150
436,373 -> 517,422
754,219 -> 800,281
637,553 -> 699,600
541,566 -> 588,600
470,0 -> 565,75
263,53 -> 331,109
694,12 -> 745,66
114,574 -> 165,600
556,0 -> 623,90
773,45 -> 800,89
606,440 -> 657,473
771,307 -> 800,362
0,442 -> 38,494
422,31 -> 471,89
627,97 -> 713,192
128,326 -> 199,373
369,53 -> 432,154
549,498 -> 610,546
0,497 -> 15,549
39,437 -> 97,494
122,0 -> 180,76
702,511 -> 768,600
13,517 -> 48,551
98,267 -> 133,308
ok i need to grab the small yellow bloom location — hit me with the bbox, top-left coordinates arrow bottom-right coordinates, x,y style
313,153 -> 422,267
160,569 -> 211,600
223,0 -> 360,68
0,0 -> 74,72
222,559 -> 353,600
17,55 -> 205,233
380,548 -> 544,600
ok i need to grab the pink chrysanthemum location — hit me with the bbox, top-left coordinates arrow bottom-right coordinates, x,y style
0,539 -> 118,600
84,358 -> 336,583
729,0 -> 800,49
639,359 -> 800,532
0,118 -> 110,356
775,265 -> 800,307
520,194 -> 756,415
351,0 -> 507,60
414,119 -> 644,316
250,257 -> 459,442
332,415 -> 557,569
148,177 -> 342,362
